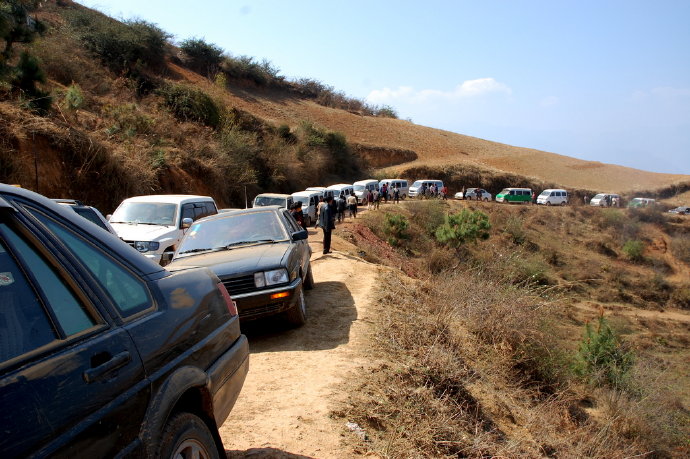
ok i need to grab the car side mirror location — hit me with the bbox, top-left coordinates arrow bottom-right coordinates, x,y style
106,214 -> 112,221
181,217 -> 193,229
292,229 -> 308,241
160,251 -> 174,265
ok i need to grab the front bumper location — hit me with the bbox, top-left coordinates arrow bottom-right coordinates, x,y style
232,277 -> 303,321
208,334 -> 249,428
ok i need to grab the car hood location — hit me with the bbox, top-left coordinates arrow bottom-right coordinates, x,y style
110,223 -> 178,242
169,242 -> 289,275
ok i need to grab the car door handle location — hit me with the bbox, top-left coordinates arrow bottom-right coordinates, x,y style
83,351 -> 131,383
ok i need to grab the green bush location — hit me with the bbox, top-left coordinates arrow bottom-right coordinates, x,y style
503,215 -> 526,244
375,105 -> 398,118
180,38 -> 224,76
157,84 -> 220,128
221,55 -> 282,86
435,209 -> 491,247
406,200 -> 446,236
622,239 -> 645,262
12,51 -> 51,112
383,213 -> 409,247
104,103 -> 153,137
573,316 -> 634,389
63,83 -> 84,111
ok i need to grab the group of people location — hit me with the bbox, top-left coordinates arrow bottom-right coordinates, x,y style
419,183 -> 448,199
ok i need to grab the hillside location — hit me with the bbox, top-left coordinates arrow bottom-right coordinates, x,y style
1,0 -> 688,213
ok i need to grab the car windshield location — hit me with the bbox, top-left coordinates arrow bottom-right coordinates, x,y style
293,196 -> 310,207
498,189 -> 510,195
353,185 -> 366,191
593,193 -> 606,199
177,211 -> 289,255
110,202 -> 177,226
411,181 -> 423,187
539,191 -> 550,197
254,196 -> 287,207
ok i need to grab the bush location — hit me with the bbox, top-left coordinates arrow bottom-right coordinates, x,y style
157,84 -> 220,128
221,55 -> 281,86
406,199 -> 446,236
12,51 -> 51,112
503,215 -> 526,244
669,285 -> 690,309
374,105 -> 398,118
383,213 -> 409,247
573,315 -> 634,389
63,83 -> 84,111
103,103 -> 153,137
179,38 -> 224,76
622,239 -> 644,262
670,234 -> 690,263
435,209 -> 491,247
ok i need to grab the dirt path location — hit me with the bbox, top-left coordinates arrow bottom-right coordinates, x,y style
220,225 -> 381,458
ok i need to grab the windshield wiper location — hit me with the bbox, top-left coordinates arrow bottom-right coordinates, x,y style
225,239 -> 276,248
178,247 -> 225,255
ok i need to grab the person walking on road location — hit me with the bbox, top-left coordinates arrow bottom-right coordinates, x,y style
531,191 -> 537,205
441,185 -> 448,200
372,189 -> 380,210
336,193 -> 346,223
367,189 -> 374,210
318,195 -> 335,254
347,193 -> 357,218
393,185 -> 400,204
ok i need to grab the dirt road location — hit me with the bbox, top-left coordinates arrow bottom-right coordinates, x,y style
220,225 -> 380,458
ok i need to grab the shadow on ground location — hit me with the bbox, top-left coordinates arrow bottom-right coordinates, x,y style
226,447 -> 316,458
239,280 -> 356,353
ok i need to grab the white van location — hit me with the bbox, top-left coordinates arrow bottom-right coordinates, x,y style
537,189 -> 569,206
326,183 -> 355,199
379,179 -> 409,200
305,186 -> 331,199
291,190 -> 321,226
352,179 -> 379,205
253,193 -> 294,209
109,194 -> 217,264
590,193 -> 621,207
409,179 -> 443,198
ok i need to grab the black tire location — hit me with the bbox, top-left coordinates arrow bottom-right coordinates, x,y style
283,288 -> 307,326
561,201 -> 567,206
546,201 -> 551,206
483,197 -> 489,202
158,412 -> 220,459
304,265 -> 315,290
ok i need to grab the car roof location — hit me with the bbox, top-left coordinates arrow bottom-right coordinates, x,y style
326,184 -> 353,189
353,179 -> 378,185
291,191 -> 320,197
120,194 -> 214,204
254,193 -> 291,198
197,205 -> 282,223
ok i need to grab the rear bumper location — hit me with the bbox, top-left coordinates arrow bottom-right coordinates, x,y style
209,334 -> 249,428
233,278 -> 302,321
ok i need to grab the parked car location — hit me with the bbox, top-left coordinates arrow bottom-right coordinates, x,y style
496,188 -> 532,204
353,179 -> 379,205
456,187 -> 492,201
109,194 -> 218,265
52,198 -> 117,235
668,206 -> 690,215
305,186 -> 331,199
0,183 -> 248,458
409,179 -> 444,198
326,184 -> 355,199
378,179 -> 409,200
590,193 -> 621,207
536,189 -> 569,206
168,206 -> 314,326
628,197 -> 656,208
253,193 -> 294,209
291,190 -> 321,226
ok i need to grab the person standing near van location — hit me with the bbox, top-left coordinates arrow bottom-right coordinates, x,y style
336,193 -> 346,223
367,189 -> 374,210
290,202 -> 306,229
584,194 -> 589,206
393,185 -> 400,204
347,193 -> 357,218
372,188 -> 380,209
441,185 -> 448,200
319,196 -> 335,254
381,183 -> 388,203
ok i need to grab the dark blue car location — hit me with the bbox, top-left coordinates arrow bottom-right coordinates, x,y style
0,184 -> 248,458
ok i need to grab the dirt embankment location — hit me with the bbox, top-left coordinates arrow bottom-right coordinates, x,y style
350,143 -> 417,168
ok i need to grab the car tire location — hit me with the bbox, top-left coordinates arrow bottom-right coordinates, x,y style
401,194 -> 407,200
561,201 -> 567,206
304,265 -> 315,290
483,197 -> 489,202
546,201 -> 551,206
283,288 -> 307,326
158,412 -> 220,459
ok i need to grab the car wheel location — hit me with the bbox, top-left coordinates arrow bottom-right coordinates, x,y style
362,198 -> 367,206
304,265 -> 315,290
283,288 -> 307,326
158,412 -> 219,459
483,197 -> 489,202
561,201 -> 567,206
401,194 -> 407,200
546,201 -> 551,206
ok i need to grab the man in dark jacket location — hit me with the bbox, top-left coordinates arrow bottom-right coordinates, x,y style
318,195 -> 336,254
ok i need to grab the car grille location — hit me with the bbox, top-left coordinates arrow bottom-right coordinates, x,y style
222,275 -> 257,296
240,302 -> 285,320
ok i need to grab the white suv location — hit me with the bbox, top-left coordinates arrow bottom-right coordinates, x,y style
109,195 -> 217,264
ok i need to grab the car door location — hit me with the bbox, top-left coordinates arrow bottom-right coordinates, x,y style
0,208 -> 148,457
281,210 -> 310,274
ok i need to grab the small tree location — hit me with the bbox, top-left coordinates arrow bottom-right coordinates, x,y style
622,239 -> 644,262
383,213 -> 409,247
180,38 -> 224,77
435,209 -> 491,248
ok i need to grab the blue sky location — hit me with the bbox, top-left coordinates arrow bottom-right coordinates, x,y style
77,1 -> 690,174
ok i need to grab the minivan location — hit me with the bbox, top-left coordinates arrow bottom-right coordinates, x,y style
495,188 -> 532,204
590,193 -> 621,207
291,190 -> 322,226
379,179 -> 409,200
537,189 -> 568,206
628,197 -> 656,208
409,179 -> 444,198
109,194 -> 218,264
326,183 -> 355,199
305,187 -> 331,199
353,179 -> 379,204
253,193 -> 294,210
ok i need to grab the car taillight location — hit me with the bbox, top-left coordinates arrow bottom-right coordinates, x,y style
216,283 -> 238,317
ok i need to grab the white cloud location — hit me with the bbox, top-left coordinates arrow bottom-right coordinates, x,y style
540,96 -> 560,107
367,78 -> 511,104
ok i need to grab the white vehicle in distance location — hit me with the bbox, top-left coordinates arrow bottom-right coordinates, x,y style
379,179 -> 409,200
253,193 -> 293,209
291,190 -> 321,226
455,187 -> 492,201
326,183 -> 355,199
109,194 -> 217,264
353,179 -> 379,205
305,186 -> 331,199
537,189 -> 569,206
409,179 -> 444,198
590,193 -> 621,207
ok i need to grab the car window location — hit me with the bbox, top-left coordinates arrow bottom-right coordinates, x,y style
204,202 -> 217,216
0,231 -> 58,363
71,207 -> 108,231
181,203 -> 195,222
281,210 -> 301,233
29,210 -> 152,317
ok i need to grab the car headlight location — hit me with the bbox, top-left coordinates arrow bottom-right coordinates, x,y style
134,241 -> 160,253
254,268 -> 289,287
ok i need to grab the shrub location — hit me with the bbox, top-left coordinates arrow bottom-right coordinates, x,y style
103,103 -> 153,137
179,38 -> 224,76
374,105 -> 398,118
622,239 -> 644,262
383,213 -> 409,247
12,51 -> 51,112
670,234 -> 690,263
406,199 -> 446,236
503,215 -> 526,244
221,55 -> 282,86
669,285 -> 690,309
573,315 -> 634,389
435,209 -> 491,247
157,84 -> 220,128
63,83 -> 84,111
